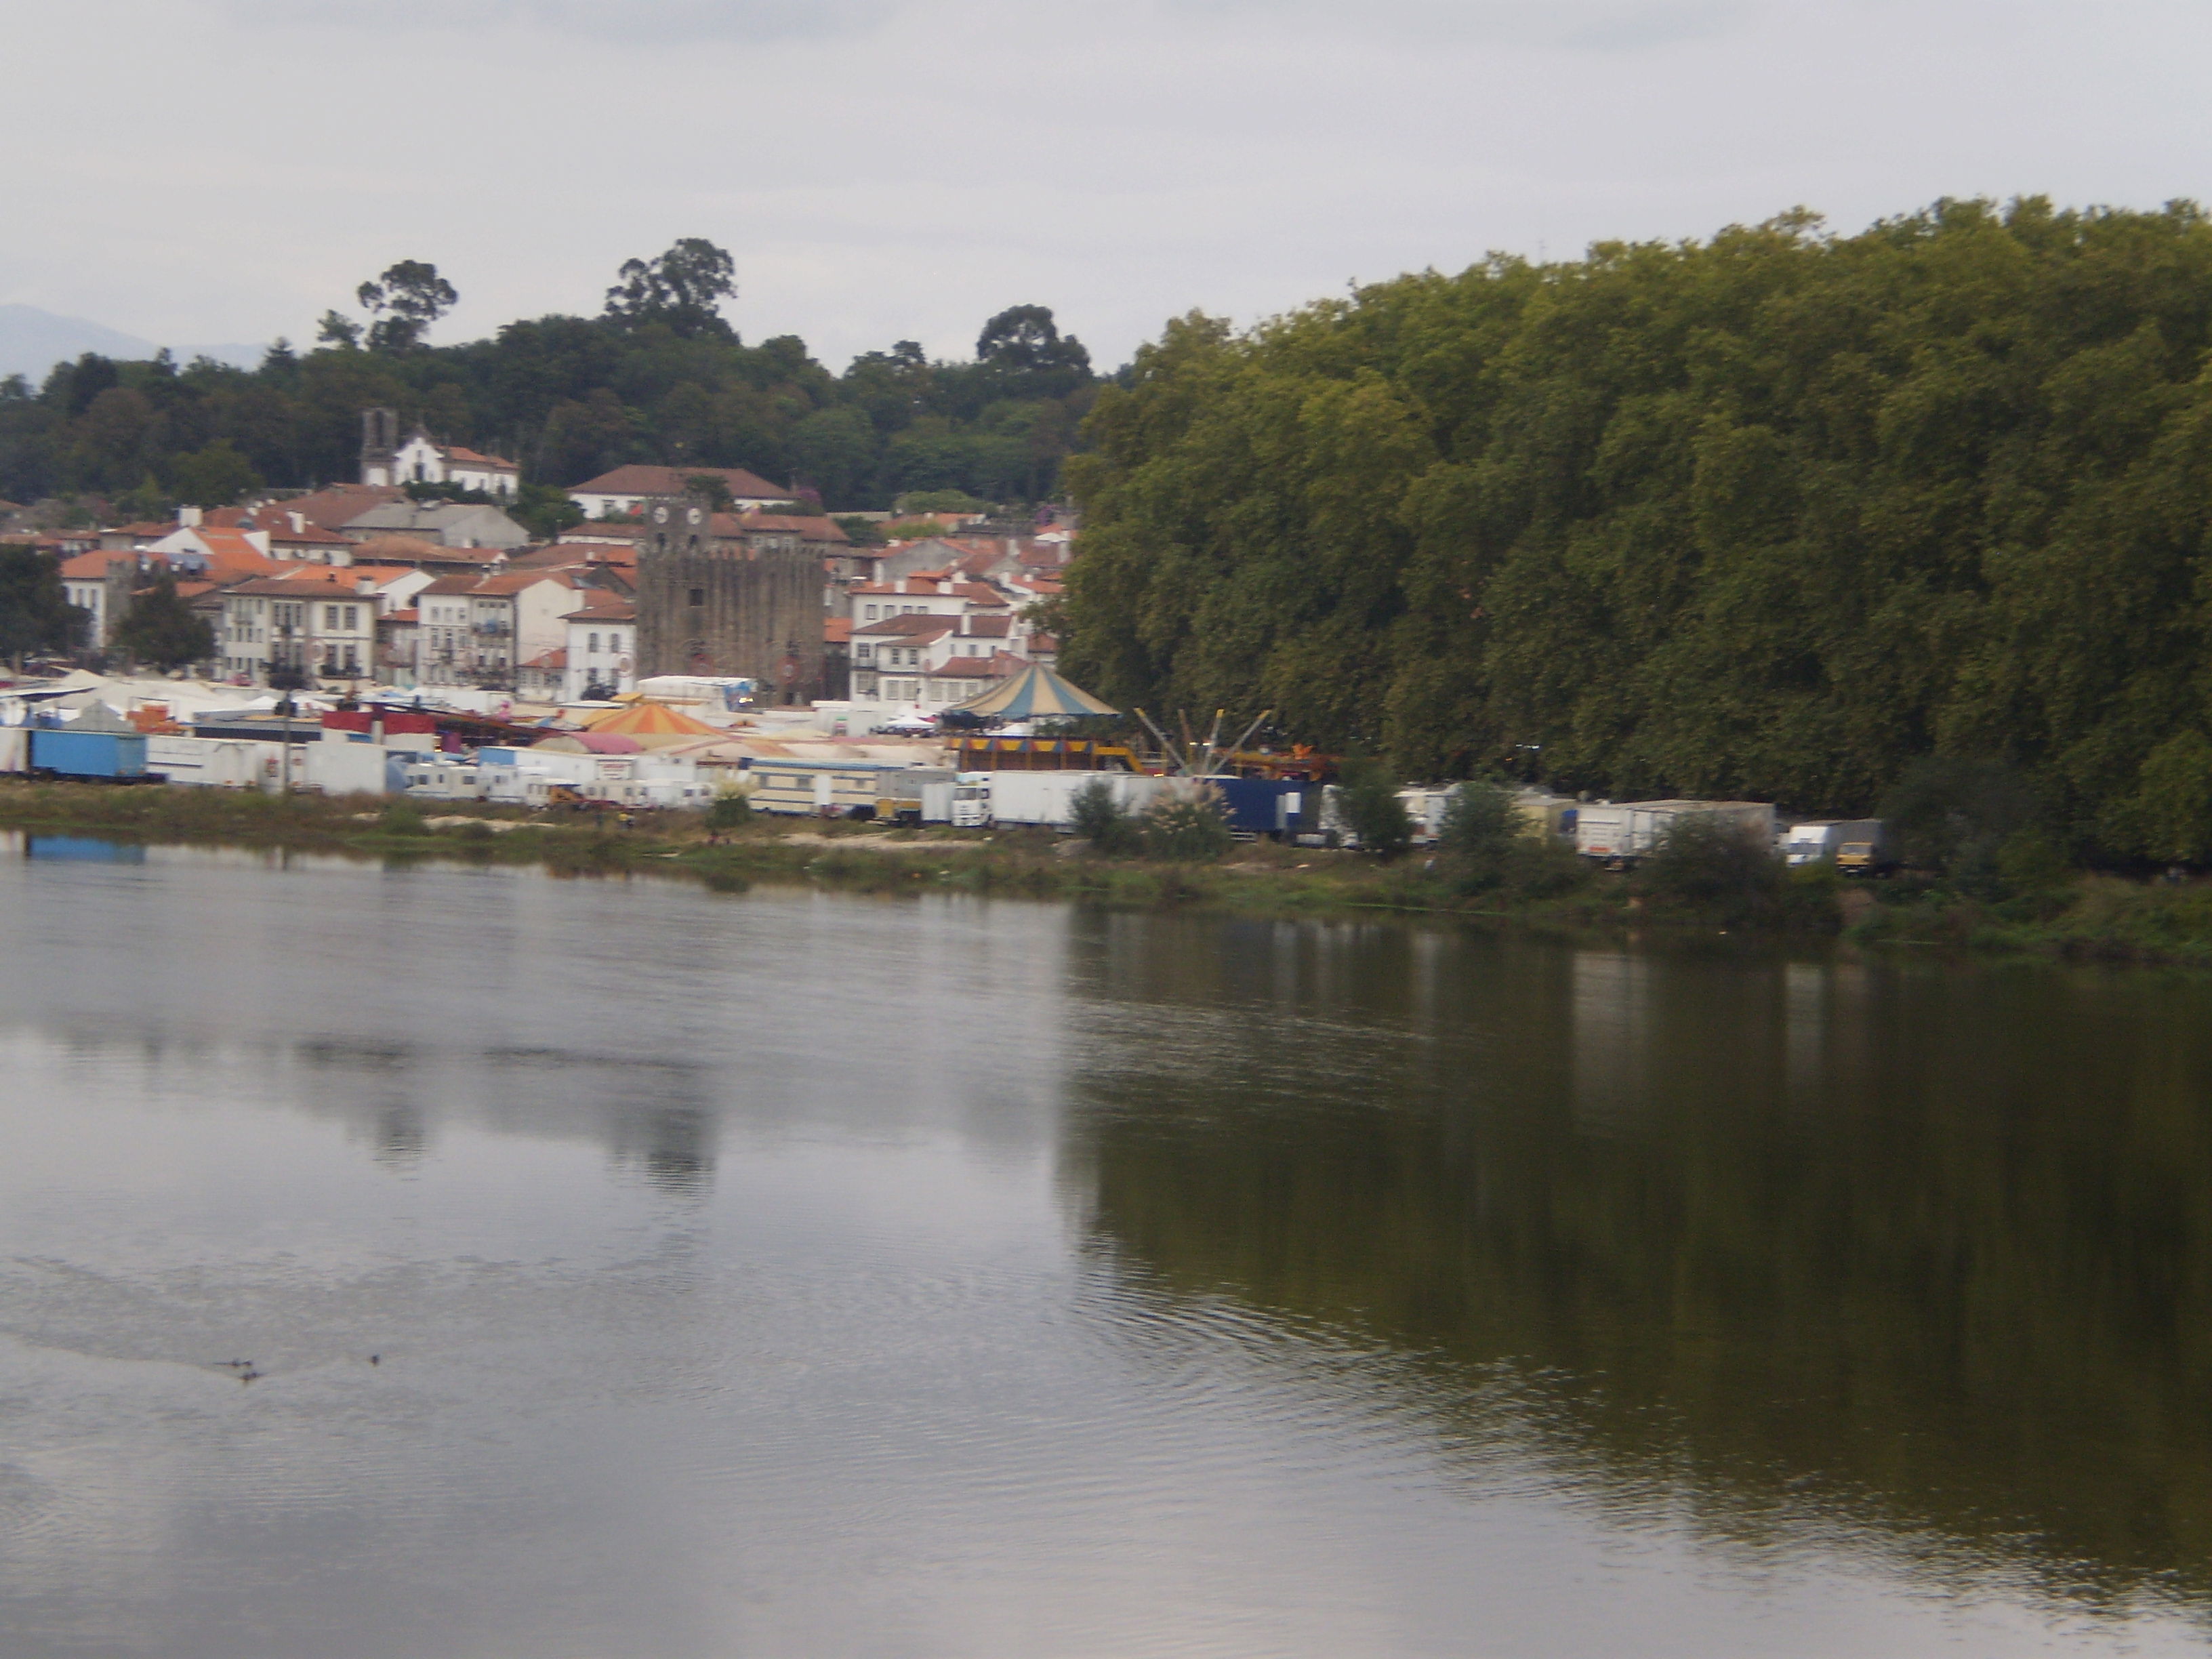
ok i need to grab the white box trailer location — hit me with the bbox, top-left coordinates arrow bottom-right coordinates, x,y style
979,770 -> 1165,829
400,761 -> 485,801
1576,799 -> 1776,863
1395,786 -> 1462,846
305,739 -> 405,798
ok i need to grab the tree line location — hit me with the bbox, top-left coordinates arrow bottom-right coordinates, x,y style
0,241 -> 1099,527
1059,198 -> 2212,864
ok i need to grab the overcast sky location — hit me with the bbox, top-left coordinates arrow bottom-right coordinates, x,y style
5,0 -> 2207,369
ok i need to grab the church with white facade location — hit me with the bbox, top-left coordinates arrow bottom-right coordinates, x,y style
360,408 -> 520,497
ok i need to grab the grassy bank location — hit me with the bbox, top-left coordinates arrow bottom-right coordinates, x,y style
3,781 -> 2209,966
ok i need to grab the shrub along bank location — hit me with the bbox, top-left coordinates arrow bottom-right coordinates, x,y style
5,778 -> 2212,964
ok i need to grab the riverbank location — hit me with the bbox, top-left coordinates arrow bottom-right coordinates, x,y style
3,781 -> 2209,965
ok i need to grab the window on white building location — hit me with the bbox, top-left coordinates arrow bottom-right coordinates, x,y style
588,633 -> 600,653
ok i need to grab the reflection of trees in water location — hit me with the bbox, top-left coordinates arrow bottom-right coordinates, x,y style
1062,920 -> 2212,1614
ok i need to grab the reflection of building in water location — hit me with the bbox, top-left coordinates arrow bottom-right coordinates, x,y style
614,1105 -> 716,1196
371,1103 -> 428,1168
1784,961 -> 1826,1097
1572,950 -> 1654,1127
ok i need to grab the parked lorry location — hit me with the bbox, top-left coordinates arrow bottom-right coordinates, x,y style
975,769 -> 1165,830
1782,819 -> 1886,869
1574,799 -> 1776,865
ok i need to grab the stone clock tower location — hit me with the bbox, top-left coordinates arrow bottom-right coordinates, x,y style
634,492 -> 825,702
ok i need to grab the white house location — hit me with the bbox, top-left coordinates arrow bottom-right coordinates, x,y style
559,594 -> 637,701
565,464 -> 788,520
360,409 -> 520,497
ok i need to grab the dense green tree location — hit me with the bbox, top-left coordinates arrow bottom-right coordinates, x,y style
167,438 -> 262,508
977,304 -> 1090,375
605,239 -> 737,340
109,573 -> 213,670
354,260 -> 459,352
1062,198 -> 2212,862
0,544 -> 85,663
512,481 -> 585,542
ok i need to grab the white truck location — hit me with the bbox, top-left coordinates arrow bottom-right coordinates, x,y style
1782,818 -> 1885,868
960,771 -> 1164,830
1575,799 -> 1776,865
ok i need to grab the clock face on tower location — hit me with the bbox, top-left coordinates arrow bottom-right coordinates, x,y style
687,507 -> 703,525
653,505 -> 670,524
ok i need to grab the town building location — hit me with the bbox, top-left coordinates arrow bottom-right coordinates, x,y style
337,500 -> 531,551
410,569 -> 585,689
359,409 -> 520,497
634,495 -> 825,704
217,573 -> 376,685
559,593 -> 637,702
567,464 -> 789,521
60,552 -> 150,649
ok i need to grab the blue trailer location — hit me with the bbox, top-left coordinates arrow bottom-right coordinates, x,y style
31,728 -> 151,781
1199,775 -> 1314,838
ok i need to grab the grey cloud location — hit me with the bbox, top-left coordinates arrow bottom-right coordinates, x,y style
1160,0 -> 1755,52
225,0 -> 897,43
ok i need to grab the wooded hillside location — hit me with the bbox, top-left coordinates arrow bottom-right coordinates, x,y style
0,271 -> 1096,519
1061,199 -> 2212,862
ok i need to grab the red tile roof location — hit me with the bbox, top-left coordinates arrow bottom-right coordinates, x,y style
350,536 -> 504,566
277,484 -> 406,533
824,617 -> 851,644
443,445 -> 518,470
568,464 -> 787,501
712,511 -> 849,544
223,575 -> 361,598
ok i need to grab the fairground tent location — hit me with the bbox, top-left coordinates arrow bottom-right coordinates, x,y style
571,700 -> 726,750
583,701 -> 723,738
948,663 -> 1118,720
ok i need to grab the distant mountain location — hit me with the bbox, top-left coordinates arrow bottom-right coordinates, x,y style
0,304 -> 264,382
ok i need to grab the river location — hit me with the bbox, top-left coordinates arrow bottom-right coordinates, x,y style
0,841 -> 2207,1658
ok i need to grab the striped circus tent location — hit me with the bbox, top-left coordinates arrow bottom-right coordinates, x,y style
949,662 -> 1119,720
583,701 -> 724,738
576,701 -> 726,747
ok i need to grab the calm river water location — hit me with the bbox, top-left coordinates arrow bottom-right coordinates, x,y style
1,842 -> 2209,1658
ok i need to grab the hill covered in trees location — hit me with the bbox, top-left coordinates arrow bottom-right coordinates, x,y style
1059,197 -> 2212,863
0,241 -> 1099,523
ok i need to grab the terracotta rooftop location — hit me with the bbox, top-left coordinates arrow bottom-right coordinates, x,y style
562,595 -> 636,621
568,464 -> 786,501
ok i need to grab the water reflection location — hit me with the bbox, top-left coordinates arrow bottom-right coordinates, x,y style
25,835 -> 145,864
3,846 -> 2210,1657
1065,921 -> 2212,1620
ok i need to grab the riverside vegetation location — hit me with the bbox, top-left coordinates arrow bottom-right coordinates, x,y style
7,775 -> 2212,966
1059,197 -> 2212,873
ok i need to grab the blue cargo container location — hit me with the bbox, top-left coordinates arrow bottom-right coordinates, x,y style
31,728 -> 150,780
1198,775 -> 1313,837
